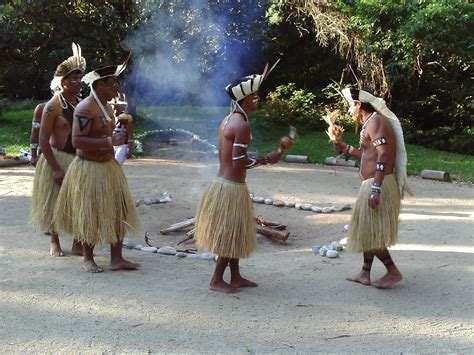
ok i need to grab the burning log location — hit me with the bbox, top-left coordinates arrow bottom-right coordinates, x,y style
160,218 -> 195,235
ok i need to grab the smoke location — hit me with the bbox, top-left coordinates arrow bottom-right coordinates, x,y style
123,0 -> 267,107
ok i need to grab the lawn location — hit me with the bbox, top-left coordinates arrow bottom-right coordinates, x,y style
1,104 -> 473,183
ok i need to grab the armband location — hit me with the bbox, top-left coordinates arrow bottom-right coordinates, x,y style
373,137 -> 387,147
30,143 -> 38,149
32,121 -> 41,129
232,154 -> 246,161
244,158 -> 258,169
376,162 -> 386,172
371,184 -> 382,193
344,145 -> 354,155
233,143 -> 248,148
107,137 -> 113,147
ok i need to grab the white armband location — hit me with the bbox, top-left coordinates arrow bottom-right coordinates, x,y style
32,121 -> 41,129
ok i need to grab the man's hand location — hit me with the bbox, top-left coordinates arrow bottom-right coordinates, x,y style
333,140 -> 348,154
112,128 -> 126,146
31,155 -> 38,167
368,192 -> 380,209
53,168 -> 65,186
266,150 -> 282,164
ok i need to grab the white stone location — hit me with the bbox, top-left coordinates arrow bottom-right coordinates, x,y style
264,198 -> 273,205
321,207 -> 333,213
340,237 -> 348,245
301,203 -> 313,211
134,244 -> 144,250
175,252 -> 188,258
331,241 -> 344,251
284,201 -> 296,207
343,224 -> 350,232
312,246 -> 321,255
326,250 -> 339,258
273,200 -> 285,207
253,196 -> 265,203
295,202 -> 303,210
311,206 -> 322,213
319,246 -> 327,256
157,246 -> 177,255
200,252 -> 217,260
141,246 -> 158,253
332,205 -> 343,212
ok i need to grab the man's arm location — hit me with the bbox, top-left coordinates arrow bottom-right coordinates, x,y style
39,100 -> 64,184
366,116 -> 392,208
231,122 -> 262,169
30,103 -> 45,166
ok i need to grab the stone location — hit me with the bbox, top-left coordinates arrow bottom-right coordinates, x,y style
321,207 -> 333,213
331,241 -> 344,251
200,252 -> 217,260
273,200 -> 285,207
135,199 -> 146,207
326,250 -> 339,258
253,196 -> 265,203
340,237 -> 348,245
332,205 -> 343,212
311,206 -> 322,213
319,246 -> 327,256
312,246 -> 321,255
343,224 -> 350,232
264,198 -> 273,205
175,252 -> 188,258
134,244 -> 144,250
301,203 -> 313,211
284,201 -> 296,207
295,202 -> 303,210
141,247 -> 158,253
157,246 -> 177,255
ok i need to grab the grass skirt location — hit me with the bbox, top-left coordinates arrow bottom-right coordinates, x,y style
195,177 -> 256,259
347,174 -> 401,252
31,149 -> 75,232
53,157 -> 140,246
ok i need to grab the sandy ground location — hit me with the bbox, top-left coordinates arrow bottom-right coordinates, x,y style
0,155 -> 473,353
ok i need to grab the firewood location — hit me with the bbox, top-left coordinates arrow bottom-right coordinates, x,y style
160,218 -> 195,235
256,225 -> 289,241
255,217 -> 287,230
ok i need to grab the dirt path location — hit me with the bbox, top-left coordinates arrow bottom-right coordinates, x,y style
0,157 -> 473,353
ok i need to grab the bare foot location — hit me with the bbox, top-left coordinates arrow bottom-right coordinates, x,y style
346,271 -> 371,286
83,260 -> 103,273
109,259 -> 141,271
372,272 -> 402,289
209,281 -> 240,293
50,242 -> 65,257
230,277 -> 258,288
71,240 -> 84,256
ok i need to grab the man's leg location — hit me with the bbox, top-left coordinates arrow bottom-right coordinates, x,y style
110,239 -> 140,271
209,256 -> 239,293
50,230 -> 64,257
372,248 -> 402,288
71,239 -> 84,256
346,252 -> 374,285
229,258 -> 258,288
83,243 -> 103,273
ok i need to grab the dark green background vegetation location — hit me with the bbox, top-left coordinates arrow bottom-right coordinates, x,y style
0,1 -> 472,157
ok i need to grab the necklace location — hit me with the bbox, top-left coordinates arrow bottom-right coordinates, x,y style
359,112 -> 376,146
91,87 -> 113,123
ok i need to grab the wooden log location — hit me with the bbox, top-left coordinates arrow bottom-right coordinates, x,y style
160,218 -> 195,235
0,157 -> 29,168
256,224 -> 289,241
421,169 -> 451,182
255,217 -> 287,230
186,228 -> 195,237
324,156 -> 356,167
284,155 -> 308,163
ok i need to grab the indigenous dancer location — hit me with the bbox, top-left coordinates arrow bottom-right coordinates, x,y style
30,103 -> 46,167
54,58 -> 141,273
334,88 -> 412,289
31,43 -> 86,256
195,71 -> 293,293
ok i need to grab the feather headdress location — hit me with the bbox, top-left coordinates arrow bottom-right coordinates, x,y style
50,43 -> 86,93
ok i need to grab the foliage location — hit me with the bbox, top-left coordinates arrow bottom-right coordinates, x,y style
261,83 -> 325,128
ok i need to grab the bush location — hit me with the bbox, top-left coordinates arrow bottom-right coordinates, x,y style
261,83 -> 325,129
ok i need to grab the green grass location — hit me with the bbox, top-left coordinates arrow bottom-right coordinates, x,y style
1,103 -> 473,183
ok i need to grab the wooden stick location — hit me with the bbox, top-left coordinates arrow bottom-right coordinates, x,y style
324,156 -> 356,167
256,225 -> 289,242
160,218 -> 195,235
284,155 -> 308,163
255,217 -> 287,230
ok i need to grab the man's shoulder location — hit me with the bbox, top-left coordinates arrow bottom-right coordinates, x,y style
75,97 -> 96,117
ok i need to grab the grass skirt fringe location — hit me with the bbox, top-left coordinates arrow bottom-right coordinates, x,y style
195,177 -> 256,259
31,149 -> 75,231
348,174 -> 401,252
53,157 -> 140,246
